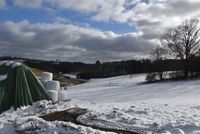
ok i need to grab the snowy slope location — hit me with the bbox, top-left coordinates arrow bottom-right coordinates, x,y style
65,74 -> 200,133
67,74 -> 200,103
1,74 -> 200,133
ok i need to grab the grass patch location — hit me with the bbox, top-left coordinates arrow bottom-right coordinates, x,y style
30,67 -> 86,86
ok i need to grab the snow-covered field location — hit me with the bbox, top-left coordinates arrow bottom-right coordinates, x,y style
63,73 -> 77,79
1,74 -> 200,133
66,74 -> 200,133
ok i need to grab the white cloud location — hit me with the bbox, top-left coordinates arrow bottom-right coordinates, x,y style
3,0 -> 200,61
47,0 -> 103,13
0,0 -> 5,9
12,0 -> 200,29
12,0 -> 200,38
0,20 -> 152,62
43,0 -> 200,40
47,0 -> 135,23
132,0 -> 200,30
53,16 -> 71,24
14,0 -> 43,9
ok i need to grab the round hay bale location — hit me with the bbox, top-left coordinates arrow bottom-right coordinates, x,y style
40,80 -> 48,88
38,78 -> 47,88
47,90 -> 58,102
58,91 -> 66,101
41,72 -> 53,81
46,80 -> 60,91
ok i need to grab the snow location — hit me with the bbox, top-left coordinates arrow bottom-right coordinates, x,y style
4,61 -> 14,66
0,61 -> 22,68
14,116 -> 114,134
0,74 -> 7,81
11,62 -> 21,68
65,74 -> 200,133
66,74 -> 200,103
0,61 -> 7,66
0,101 -> 115,134
63,73 -> 77,79
1,73 -> 200,133
0,62 -> 21,81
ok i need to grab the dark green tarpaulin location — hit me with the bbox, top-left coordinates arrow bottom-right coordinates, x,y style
0,62 -> 51,113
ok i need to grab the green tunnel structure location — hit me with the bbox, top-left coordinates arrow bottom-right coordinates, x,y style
0,61 -> 51,113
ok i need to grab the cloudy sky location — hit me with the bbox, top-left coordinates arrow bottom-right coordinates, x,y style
0,0 -> 200,63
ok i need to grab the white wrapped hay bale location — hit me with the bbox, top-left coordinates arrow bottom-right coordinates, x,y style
38,78 -> 47,88
41,72 -> 53,81
46,80 -> 60,91
47,90 -> 58,102
58,91 -> 66,101
40,80 -> 47,88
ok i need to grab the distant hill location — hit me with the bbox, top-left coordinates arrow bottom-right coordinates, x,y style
1,56 -> 200,79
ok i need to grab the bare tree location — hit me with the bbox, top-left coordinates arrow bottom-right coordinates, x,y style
161,18 -> 200,78
151,45 -> 167,80
151,45 -> 167,61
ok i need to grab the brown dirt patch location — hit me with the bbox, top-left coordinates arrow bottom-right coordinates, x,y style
40,107 -> 140,134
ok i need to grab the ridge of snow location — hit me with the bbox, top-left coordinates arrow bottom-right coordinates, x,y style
11,62 -> 22,68
0,74 -> 7,81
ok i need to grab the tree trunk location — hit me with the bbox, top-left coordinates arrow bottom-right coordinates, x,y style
184,68 -> 188,78
159,72 -> 163,80
157,60 -> 164,80
184,58 -> 189,78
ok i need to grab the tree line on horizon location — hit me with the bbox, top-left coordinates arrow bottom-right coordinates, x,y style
19,56 -> 200,80
2,53 -> 200,80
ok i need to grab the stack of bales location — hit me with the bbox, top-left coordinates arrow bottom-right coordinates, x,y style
40,72 -> 66,102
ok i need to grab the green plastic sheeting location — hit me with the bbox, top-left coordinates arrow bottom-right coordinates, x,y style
0,62 -> 51,113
